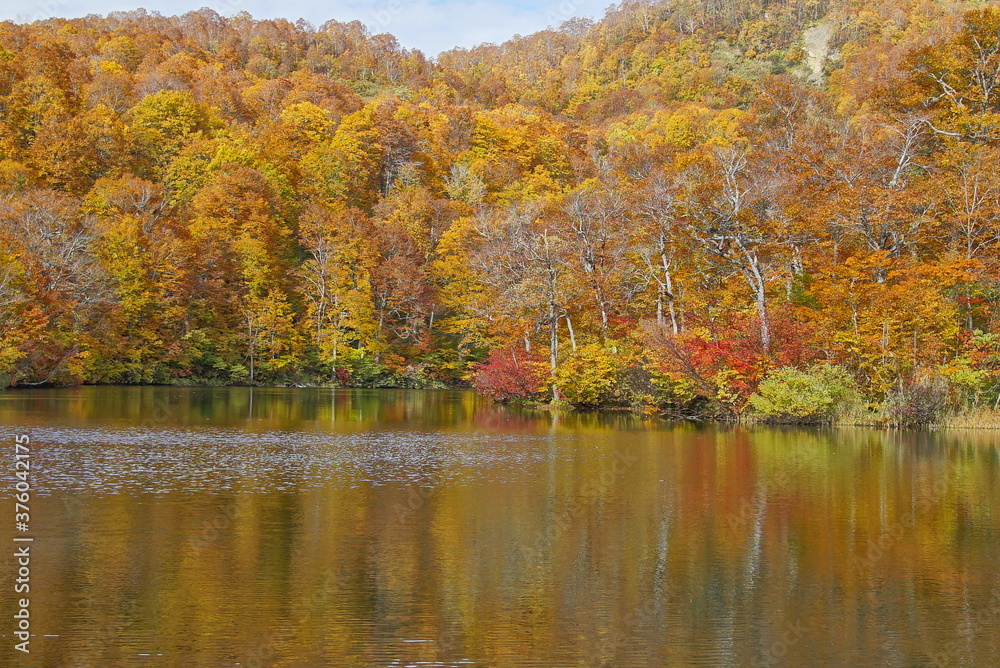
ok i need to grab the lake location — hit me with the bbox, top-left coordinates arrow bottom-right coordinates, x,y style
0,386 -> 998,667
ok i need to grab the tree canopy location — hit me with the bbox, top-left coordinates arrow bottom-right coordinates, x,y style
2,2 -> 999,420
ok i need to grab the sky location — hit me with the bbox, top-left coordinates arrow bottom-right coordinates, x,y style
0,0 -> 613,56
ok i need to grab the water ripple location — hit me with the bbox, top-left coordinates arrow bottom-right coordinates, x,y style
5,426 -> 551,494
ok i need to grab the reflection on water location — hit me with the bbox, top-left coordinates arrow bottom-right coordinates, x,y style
0,387 -> 998,667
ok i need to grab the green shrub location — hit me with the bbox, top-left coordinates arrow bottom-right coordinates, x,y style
341,354 -> 394,388
748,365 -> 860,424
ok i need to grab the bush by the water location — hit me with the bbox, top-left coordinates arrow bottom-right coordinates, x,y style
472,348 -> 548,403
883,374 -> 951,428
554,344 -> 628,408
748,365 -> 859,424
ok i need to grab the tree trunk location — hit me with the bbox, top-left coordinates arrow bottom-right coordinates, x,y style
598,291 -> 609,342
542,232 -> 560,401
549,295 -> 558,395
331,324 -> 339,385
663,255 -> 679,335
755,288 -> 771,353
656,287 -> 664,326
549,308 -> 558,374
742,251 -> 771,352
565,313 -> 577,352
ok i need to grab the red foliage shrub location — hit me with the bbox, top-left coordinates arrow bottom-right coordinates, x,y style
472,347 -> 548,403
641,309 -> 821,408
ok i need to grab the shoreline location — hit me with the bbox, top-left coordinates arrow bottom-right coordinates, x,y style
4,382 -> 999,431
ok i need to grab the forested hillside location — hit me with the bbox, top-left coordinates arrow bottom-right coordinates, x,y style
1,0 -> 999,423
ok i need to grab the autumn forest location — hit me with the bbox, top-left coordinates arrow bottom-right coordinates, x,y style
2,0 -> 1000,424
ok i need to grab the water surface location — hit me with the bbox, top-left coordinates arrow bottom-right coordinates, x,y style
0,387 -> 998,667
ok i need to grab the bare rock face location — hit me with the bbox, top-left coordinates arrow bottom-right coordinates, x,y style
803,22 -> 834,83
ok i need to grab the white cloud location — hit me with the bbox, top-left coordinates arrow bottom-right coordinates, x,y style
0,0 -> 612,55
